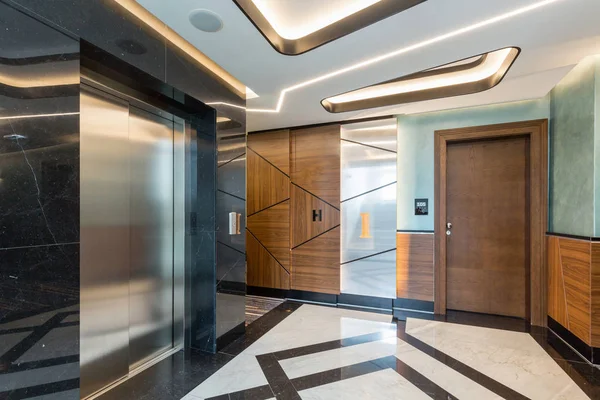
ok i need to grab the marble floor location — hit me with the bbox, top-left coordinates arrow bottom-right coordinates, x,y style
183,304 -> 600,400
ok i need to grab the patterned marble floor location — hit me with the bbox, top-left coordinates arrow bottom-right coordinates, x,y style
183,304 -> 600,400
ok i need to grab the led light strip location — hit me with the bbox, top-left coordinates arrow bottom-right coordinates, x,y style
0,112 -> 80,121
213,0 -> 564,113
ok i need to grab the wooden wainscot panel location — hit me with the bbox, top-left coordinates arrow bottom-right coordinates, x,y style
291,226 -> 340,295
290,124 -> 340,206
396,233 -> 434,301
247,231 -> 290,290
558,237 -> 591,345
591,242 -> 600,347
247,149 -> 290,215
247,130 -> 290,175
247,200 -> 290,270
547,236 -> 569,329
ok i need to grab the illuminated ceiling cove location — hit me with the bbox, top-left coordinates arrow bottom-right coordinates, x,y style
233,0 -> 426,55
137,0 -> 600,130
322,47 -> 520,113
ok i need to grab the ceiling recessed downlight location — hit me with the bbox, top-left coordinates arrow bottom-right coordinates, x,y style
189,9 -> 224,33
321,47 -> 521,113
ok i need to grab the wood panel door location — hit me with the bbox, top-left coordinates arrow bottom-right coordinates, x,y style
290,124 -> 341,294
446,136 -> 530,318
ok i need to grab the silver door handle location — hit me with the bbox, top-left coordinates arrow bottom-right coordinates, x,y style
446,222 -> 452,229
229,212 -> 241,235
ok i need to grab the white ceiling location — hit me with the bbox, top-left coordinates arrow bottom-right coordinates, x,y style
138,0 -> 600,131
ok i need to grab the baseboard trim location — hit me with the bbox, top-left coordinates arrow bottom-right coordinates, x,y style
547,316 -> 599,364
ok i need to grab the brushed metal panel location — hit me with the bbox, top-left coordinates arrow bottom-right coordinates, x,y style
341,141 -> 397,201
341,183 -> 397,263
173,119 -> 185,350
128,106 -> 174,370
341,120 -> 397,152
341,250 -> 397,298
80,86 -> 130,398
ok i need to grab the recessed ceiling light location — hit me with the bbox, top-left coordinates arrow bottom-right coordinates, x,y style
321,47 -> 520,113
189,9 -> 224,33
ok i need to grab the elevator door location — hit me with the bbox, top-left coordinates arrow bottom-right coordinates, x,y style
81,85 -> 175,398
128,106 -> 174,369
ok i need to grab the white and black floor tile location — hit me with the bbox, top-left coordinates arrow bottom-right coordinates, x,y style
182,303 -> 598,400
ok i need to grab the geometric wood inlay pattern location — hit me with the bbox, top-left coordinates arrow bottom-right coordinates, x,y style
290,185 -> 340,248
396,233 -> 434,302
248,129 -> 290,175
247,231 -> 290,290
247,149 -> 290,215
547,235 -> 591,345
291,124 -> 340,206
248,200 -> 290,270
291,226 -> 341,295
547,236 -> 569,329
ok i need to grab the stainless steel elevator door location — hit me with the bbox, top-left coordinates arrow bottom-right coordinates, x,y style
80,87 -> 131,399
128,107 -> 175,370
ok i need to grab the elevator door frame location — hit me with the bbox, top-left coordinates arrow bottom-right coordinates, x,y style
80,78 -> 186,399
433,119 -> 548,326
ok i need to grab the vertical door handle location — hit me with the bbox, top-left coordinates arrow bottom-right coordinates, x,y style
229,212 -> 241,235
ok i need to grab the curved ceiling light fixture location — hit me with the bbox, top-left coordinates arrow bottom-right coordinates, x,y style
322,47 -> 520,113
208,0 -> 563,114
233,0 -> 426,55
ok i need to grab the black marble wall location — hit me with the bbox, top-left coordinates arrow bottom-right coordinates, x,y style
0,2 -> 80,398
0,0 -> 246,395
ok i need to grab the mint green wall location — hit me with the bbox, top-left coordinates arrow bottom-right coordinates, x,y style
549,57 -> 599,236
396,98 -> 550,231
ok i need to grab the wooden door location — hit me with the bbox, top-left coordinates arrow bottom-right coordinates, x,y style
290,124 -> 341,294
446,136 -> 529,318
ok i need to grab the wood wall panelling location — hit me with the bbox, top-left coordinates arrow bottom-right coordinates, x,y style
247,200 -> 290,270
559,237 -> 591,345
290,124 -> 340,206
591,242 -> 600,347
546,236 -> 592,345
247,149 -> 290,215
396,233 -> 434,301
547,236 -> 569,329
291,227 -> 340,294
247,129 -> 290,175
290,185 -> 340,248
246,231 -> 290,290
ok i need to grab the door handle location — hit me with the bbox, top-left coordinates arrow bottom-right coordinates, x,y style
446,222 -> 452,236
229,212 -> 241,235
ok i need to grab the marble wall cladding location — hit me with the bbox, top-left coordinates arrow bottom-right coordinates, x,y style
396,98 -> 550,231
216,129 -> 246,345
549,56 -> 599,237
5,0 -> 247,359
0,2 -> 80,398
191,129 -> 218,353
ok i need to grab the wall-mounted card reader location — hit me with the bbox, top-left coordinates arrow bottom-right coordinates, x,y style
415,198 -> 428,215
229,212 -> 241,235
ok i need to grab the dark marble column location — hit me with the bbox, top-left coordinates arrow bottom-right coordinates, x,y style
0,2 -> 80,398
